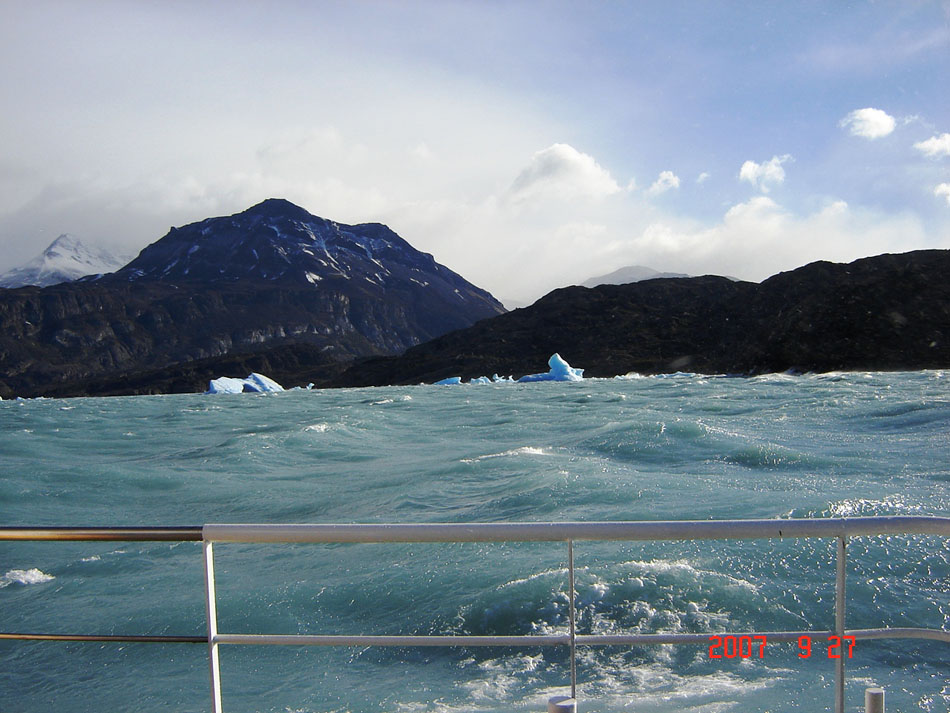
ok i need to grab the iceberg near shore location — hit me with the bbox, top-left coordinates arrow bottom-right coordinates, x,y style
432,354 -> 583,385
516,353 -> 584,382
206,373 -> 285,394
204,355 -> 583,393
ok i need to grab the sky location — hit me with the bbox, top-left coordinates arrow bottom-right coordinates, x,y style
1,1 -> 949,305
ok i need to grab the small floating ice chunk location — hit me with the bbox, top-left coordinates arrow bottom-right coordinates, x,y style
468,376 -> 492,385
433,376 -> 462,385
206,373 -> 285,394
517,353 -> 584,383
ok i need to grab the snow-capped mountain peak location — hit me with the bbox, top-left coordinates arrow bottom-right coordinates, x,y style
112,199 -> 446,288
0,234 -> 131,288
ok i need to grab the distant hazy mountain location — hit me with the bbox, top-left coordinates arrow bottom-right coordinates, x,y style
0,234 -> 130,288
582,265 -> 688,288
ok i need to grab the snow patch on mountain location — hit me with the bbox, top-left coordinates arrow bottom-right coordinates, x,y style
0,234 -> 131,288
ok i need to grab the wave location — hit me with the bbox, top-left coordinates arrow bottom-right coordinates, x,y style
0,568 -> 55,588
461,446 -> 554,464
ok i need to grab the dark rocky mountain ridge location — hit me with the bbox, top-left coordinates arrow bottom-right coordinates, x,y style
327,250 -> 950,387
0,199 -> 505,398
4,226 -> 948,397
112,199 -> 466,293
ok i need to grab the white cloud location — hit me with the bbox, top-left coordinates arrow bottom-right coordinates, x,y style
646,171 -> 680,196
407,140 -> 941,304
2,124 -> 945,310
409,142 -> 436,162
697,172 -> 710,184
839,108 -> 896,139
935,183 -> 950,206
610,196 -> 929,285
739,155 -> 792,193
914,133 -> 950,158
508,143 -> 621,203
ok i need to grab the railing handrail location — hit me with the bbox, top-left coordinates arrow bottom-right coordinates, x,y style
2,515 -> 948,542
3,515 -> 949,713
0,526 -> 202,541
202,516 -> 950,542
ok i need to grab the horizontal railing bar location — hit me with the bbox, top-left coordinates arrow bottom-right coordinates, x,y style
0,527 -> 203,542
0,633 -> 206,643
2,518 -> 946,543
209,627 -> 950,647
577,628 -> 947,645
850,627 -> 950,643
5,627 -> 945,647
577,631 -> 835,645
4,627 -> 945,647
215,634 -> 571,647
202,516 -> 950,543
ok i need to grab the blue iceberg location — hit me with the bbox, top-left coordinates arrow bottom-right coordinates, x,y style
517,353 -> 584,383
429,355 -> 582,386
206,373 -> 285,394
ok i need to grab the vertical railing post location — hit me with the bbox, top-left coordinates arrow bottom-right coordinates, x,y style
204,540 -> 223,713
865,687 -> 884,713
835,536 -> 847,713
567,539 -> 577,701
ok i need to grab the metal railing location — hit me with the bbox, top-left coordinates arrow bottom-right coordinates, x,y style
3,516 -> 949,713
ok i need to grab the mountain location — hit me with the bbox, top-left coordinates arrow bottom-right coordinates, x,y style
112,199 -> 482,296
581,265 -> 688,287
327,250 -> 950,386
0,234 -> 130,288
0,199 -> 505,398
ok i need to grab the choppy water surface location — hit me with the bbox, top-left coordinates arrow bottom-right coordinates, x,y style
1,371 -> 948,712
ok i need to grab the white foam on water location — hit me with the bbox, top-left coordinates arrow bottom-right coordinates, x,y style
460,653 -> 546,702
452,652 -> 785,713
496,567 -> 568,590
304,423 -> 330,433
616,559 -> 759,593
461,446 -> 553,463
0,568 -> 55,588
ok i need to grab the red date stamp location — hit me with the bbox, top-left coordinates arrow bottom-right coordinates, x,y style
708,634 -> 855,659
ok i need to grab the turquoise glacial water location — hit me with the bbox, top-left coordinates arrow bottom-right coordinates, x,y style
1,371 -> 948,712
